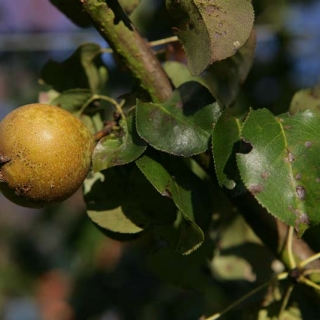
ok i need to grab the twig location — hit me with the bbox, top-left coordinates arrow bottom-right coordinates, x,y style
77,0 -> 172,103
287,227 -> 296,269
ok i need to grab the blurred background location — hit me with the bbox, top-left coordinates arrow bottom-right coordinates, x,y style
0,0 -> 320,319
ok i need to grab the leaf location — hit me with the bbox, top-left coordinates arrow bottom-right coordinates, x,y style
212,110 -> 241,189
119,0 -> 141,15
163,29 -> 256,107
49,0 -> 92,28
163,61 -> 207,89
289,83 -> 320,115
84,166 -> 177,234
237,108 -> 320,236
92,115 -> 147,172
148,228 -> 214,290
84,171 -> 142,234
41,43 -> 108,94
166,0 -> 255,75
136,151 -> 213,254
203,28 -> 256,106
258,306 -> 301,320
51,89 -> 93,113
136,81 -> 221,157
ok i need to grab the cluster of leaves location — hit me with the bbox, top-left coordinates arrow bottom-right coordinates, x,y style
39,0 -> 320,319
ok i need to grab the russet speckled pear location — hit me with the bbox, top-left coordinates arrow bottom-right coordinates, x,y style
0,104 -> 94,208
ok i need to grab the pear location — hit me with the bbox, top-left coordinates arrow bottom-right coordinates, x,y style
0,104 -> 94,208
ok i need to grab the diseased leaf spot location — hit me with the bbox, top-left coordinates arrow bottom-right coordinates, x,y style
295,173 -> 302,180
296,185 -> 306,200
316,178 -> 320,183
285,151 -> 295,163
304,141 -> 313,148
248,184 -> 264,195
261,172 -> 269,180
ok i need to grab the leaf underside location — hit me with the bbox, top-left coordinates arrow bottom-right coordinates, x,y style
166,0 -> 255,75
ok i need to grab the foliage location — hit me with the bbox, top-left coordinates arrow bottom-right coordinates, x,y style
6,0 -> 320,319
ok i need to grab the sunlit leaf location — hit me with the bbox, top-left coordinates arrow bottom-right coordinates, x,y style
166,0 -> 255,75
289,83 -> 320,115
237,108 -> 320,236
93,115 -> 147,172
136,81 -> 220,157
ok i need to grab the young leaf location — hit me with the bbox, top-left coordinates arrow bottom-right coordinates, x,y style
212,110 -> 241,189
136,81 -> 221,157
237,108 -> 320,236
136,151 -> 213,254
289,83 -> 320,115
92,115 -> 147,172
50,89 -> 93,113
41,43 -> 108,94
166,0 -> 255,75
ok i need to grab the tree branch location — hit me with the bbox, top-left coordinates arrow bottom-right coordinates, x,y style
77,0 -> 173,103
232,191 -> 320,271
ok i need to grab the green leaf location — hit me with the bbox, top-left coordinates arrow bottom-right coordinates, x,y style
119,0 -> 141,15
92,115 -> 147,172
166,0 -> 255,75
41,43 -> 108,94
163,61 -> 207,89
50,89 -> 93,113
49,0 -> 92,28
237,108 -> 320,236
203,29 -> 256,107
289,83 -> 320,115
212,110 -> 241,189
163,29 -> 256,107
148,227 -> 214,290
136,151 -> 213,254
136,81 -> 221,157
84,166 -> 177,234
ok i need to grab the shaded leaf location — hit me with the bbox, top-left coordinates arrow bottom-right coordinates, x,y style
203,29 -> 256,106
136,81 -> 221,157
41,43 -> 108,94
237,108 -> 320,236
148,226 -> 215,290
163,29 -> 256,107
212,110 -> 241,189
49,0 -> 92,27
84,166 -> 177,234
51,89 -> 93,113
119,0 -> 141,14
166,0 -> 255,75
289,83 -> 320,115
136,151 -> 213,254
93,115 -> 147,172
